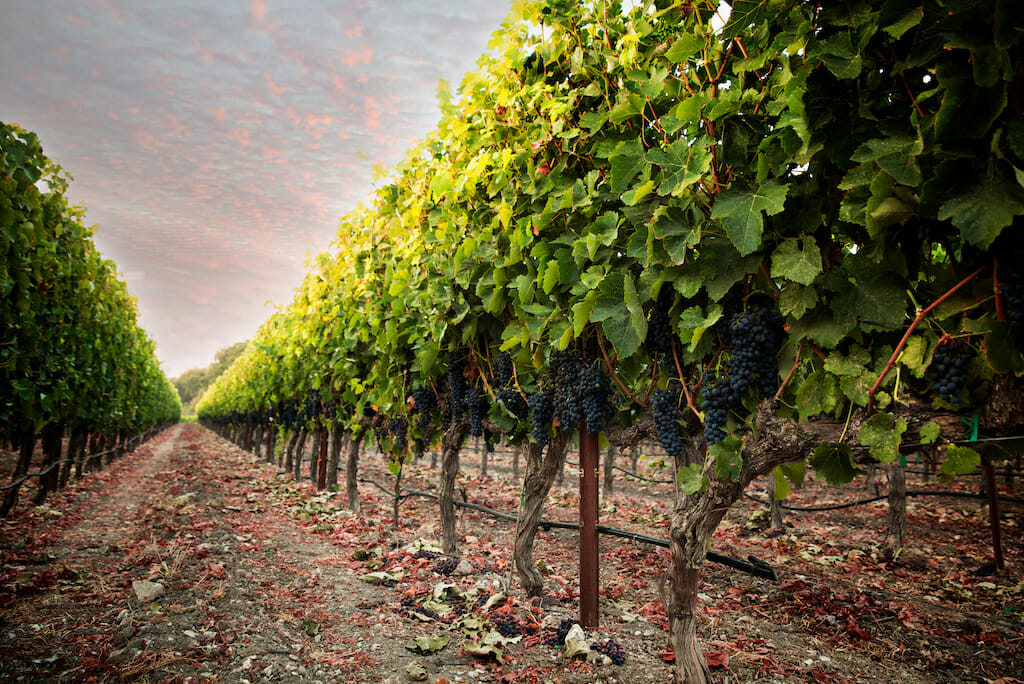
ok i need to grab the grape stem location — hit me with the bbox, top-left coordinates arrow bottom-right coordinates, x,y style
671,339 -> 701,418
596,333 -> 643,407
772,343 -> 802,404
994,257 -> 1008,322
866,263 -> 987,414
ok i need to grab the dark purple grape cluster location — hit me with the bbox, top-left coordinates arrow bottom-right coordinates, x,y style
529,390 -> 554,445
579,361 -> 616,435
492,351 -> 528,420
448,349 -> 467,426
998,240 -> 1024,322
495,351 -> 515,387
464,385 -> 487,437
388,416 -> 408,453
545,618 -> 576,647
413,549 -> 438,560
550,350 -> 584,428
927,338 -> 975,403
592,638 -> 626,665
652,384 -> 684,458
491,613 -> 522,637
410,385 -> 436,429
434,557 -> 460,575
643,288 -> 675,359
699,301 -> 786,444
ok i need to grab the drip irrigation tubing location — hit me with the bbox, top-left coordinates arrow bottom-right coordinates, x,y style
358,476 -> 777,580
745,489 -> 1024,512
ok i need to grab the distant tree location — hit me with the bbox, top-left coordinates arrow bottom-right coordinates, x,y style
172,342 -> 247,410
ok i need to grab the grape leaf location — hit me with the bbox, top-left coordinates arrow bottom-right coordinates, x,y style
710,435 -> 743,482
646,138 -> 712,196
809,443 -> 864,485
711,182 -> 789,256
919,421 -> 941,444
938,165 -> 1024,249
939,445 -> 980,483
676,463 -> 707,495
608,140 -> 647,195
857,412 -> 908,463
771,238 -> 822,286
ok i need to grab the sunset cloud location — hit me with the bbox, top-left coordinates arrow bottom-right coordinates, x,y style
0,0 -> 511,376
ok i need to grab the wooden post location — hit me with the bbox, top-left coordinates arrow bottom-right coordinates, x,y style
317,424 -> 329,490
579,425 -> 600,630
984,463 -> 1005,571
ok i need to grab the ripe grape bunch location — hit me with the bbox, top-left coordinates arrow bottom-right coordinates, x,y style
592,638 -> 626,665
447,349 -> 468,426
529,389 -> 554,445
579,361 -> 616,434
410,385 -> 436,429
493,351 -> 527,420
491,612 -> 522,638
927,338 -> 975,403
700,300 -> 786,444
652,383 -> 684,458
545,618 -> 576,647
550,350 -> 616,435
643,288 -> 675,360
550,349 -> 584,428
998,239 -> 1024,323
464,385 -> 487,437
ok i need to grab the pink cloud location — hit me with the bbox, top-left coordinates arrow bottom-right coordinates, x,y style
341,46 -> 373,66
264,72 -> 285,96
251,0 -> 267,28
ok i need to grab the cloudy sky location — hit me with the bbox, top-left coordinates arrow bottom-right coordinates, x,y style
1,0 -> 511,378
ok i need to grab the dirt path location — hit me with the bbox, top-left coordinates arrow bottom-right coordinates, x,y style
2,424 -> 1022,683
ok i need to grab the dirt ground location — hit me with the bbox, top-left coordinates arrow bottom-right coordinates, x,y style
1,423 -> 1022,683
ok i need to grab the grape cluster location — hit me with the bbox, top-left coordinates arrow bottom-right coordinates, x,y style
529,390 -> 554,445
927,338 -> 975,403
700,300 -> 786,444
464,385 -> 487,437
434,557 -> 460,575
550,350 -> 584,428
579,361 -> 616,434
448,349 -> 468,426
652,384 -> 684,458
410,385 -> 436,429
545,618 -> 576,647
592,638 -> 626,665
998,239 -> 1024,322
492,351 -> 527,420
491,613 -> 522,637
643,288 -> 675,359
550,350 -> 616,434
389,417 -> 408,452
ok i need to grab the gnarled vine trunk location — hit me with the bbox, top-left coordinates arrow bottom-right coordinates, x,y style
513,429 -> 570,598
439,420 -> 470,555
327,423 -> 345,489
345,427 -> 364,512
884,460 -> 907,555
668,403 -> 816,683
0,430 -> 35,517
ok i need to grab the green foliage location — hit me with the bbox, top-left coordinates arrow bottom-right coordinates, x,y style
198,0 -> 1024,480
1,122 -> 180,438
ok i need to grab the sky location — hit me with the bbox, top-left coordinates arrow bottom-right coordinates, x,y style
0,0 -> 512,378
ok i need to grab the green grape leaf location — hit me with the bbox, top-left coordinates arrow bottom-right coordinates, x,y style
710,435 -> 743,482
809,443 -> 864,485
938,166 -> 1024,248
939,445 -> 980,483
676,463 -> 707,495
771,238 -> 822,286
664,34 -> 703,63
608,140 -> 647,195
710,182 -> 789,256
857,412 -> 908,463
646,138 -> 713,196
919,421 -> 941,444
771,465 -> 790,501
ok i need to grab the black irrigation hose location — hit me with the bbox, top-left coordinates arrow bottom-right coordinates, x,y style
0,437 -> 143,493
357,476 -> 777,580
745,489 -> 1024,512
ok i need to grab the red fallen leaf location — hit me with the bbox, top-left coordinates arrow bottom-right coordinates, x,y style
659,647 -> 675,662
705,649 -> 729,668
206,562 -> 227,578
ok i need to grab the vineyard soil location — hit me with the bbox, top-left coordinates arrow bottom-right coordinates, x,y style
1,424 -> 1022,683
